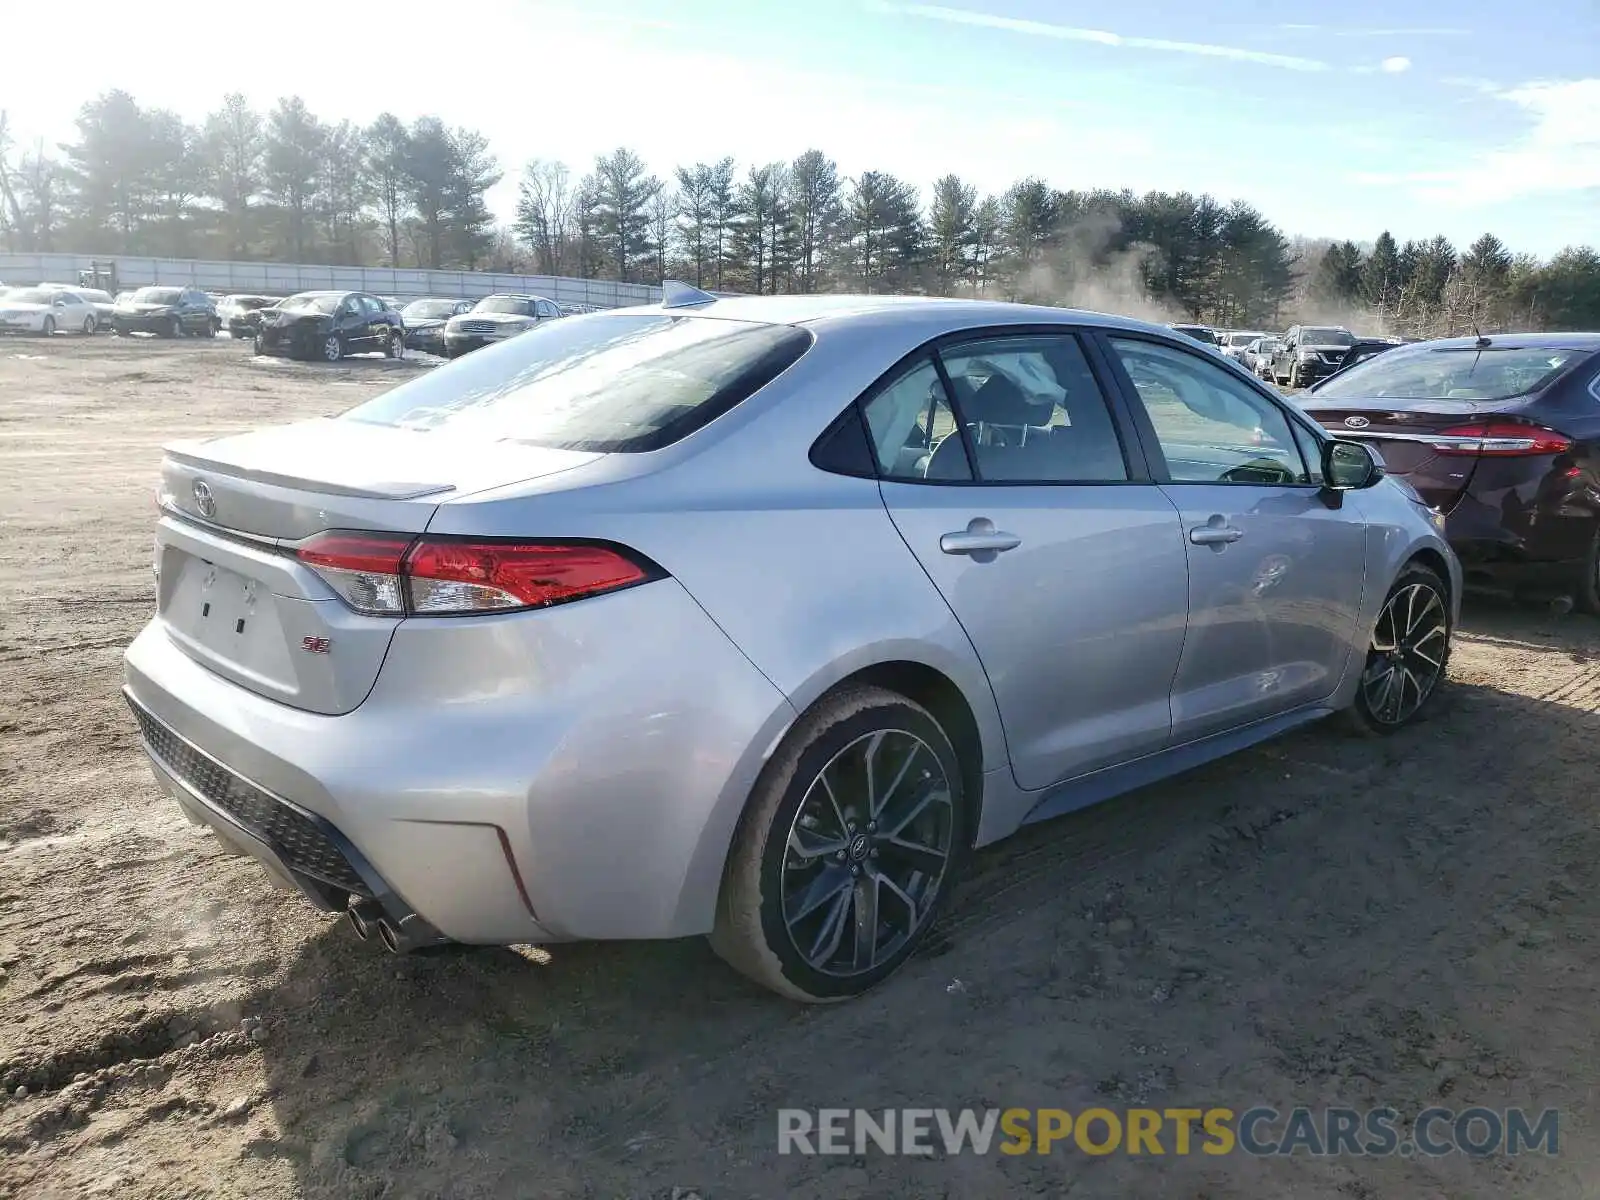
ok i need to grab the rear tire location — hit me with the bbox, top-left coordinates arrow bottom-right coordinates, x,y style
167,316 -> 183,339
82,315 -> 96,334
1343,564 -> 1452,736
321,334 -> 344,363
1575,526 -> 1600,615
710,686 -> 968,1002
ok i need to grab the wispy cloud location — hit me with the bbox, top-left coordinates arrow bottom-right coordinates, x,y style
1278,23 -> 1470,36
887,4 -> 1330,71
1354,78 -> 1600,204
1381,56 -> 1412,74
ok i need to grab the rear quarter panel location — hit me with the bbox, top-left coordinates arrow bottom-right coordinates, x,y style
421,313 -> 1013,805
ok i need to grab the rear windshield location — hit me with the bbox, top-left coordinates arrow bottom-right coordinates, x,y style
342,314 -> 813,452
279,292 -> 343,314
403,299 -> 459,319
474,296 -> 536,316
132,287 -> 182,303
1314,346 -> 1587,401
1173,326 -> 1217,344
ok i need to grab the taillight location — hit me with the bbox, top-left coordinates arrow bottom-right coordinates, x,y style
297,531 -> 411,614
295,531 -> 655,616
1430,421 -> 1573,457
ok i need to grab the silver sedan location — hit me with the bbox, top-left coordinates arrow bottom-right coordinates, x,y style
124,287 -> 1459,1001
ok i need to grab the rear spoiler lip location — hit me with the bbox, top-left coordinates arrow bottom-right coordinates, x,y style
161,443 -> 456,501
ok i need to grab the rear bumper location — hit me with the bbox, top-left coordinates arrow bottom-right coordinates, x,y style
115,315 -> 180,333
122,579 -> 796,944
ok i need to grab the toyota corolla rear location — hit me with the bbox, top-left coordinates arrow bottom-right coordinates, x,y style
123,311 -> 817,948
1299,337 -> 1600,594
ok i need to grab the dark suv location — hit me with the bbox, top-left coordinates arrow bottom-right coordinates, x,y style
1271,325 -> 1356,388
253,291 -> 404,362
1299,333 -> 1600,608
112,287 -> 220,338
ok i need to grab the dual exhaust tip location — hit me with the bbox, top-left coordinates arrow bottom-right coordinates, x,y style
346,899 -> 445,955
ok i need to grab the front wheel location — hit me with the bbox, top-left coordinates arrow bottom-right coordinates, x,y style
321,334 -> 344,363
710,686 -> 968,1002
1344,565 -> 1452,735
1288,362 -> 1302,389
40,316 -> 55,338
82,315 -> 97,335
167,316 -> 183,338
384,329 -> 402,359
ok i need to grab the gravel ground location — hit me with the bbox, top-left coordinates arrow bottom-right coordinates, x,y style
0,335 -> 1596,1199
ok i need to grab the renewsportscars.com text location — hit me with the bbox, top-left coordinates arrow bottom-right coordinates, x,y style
777,1106 -> 1559,1158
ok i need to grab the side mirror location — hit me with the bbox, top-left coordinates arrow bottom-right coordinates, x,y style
1323,439 -> 1384,496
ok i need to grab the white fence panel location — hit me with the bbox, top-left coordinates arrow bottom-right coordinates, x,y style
0,252 -> 666,309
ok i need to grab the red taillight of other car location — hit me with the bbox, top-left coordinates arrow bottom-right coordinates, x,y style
1429,421 -> 1573,457
296,532 -> 655,616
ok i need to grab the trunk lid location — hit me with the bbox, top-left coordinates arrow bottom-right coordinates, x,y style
154,418 -> 601,714
1296,395 -> 1494,511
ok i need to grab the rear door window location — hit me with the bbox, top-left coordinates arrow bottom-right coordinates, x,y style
343,314 -> 812,452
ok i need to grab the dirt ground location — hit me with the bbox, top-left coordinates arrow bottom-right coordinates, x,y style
1,335 -> 1596,1199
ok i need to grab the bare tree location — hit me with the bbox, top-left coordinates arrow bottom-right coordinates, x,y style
514,159 -> 577,275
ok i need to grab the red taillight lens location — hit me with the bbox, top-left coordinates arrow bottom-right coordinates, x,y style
296,531 -> 654,616
296,531 -> 413,615
1430,421 -> 1573,457
404,540 -> 651,613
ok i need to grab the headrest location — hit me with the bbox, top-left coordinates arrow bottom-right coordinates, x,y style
968,371 -> 1039,427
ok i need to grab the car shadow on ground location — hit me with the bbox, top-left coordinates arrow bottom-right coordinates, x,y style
248,611 -> 1600,1199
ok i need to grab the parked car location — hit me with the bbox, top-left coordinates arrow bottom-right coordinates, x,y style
218,295 -> 278,339
1326,337 -> 1401,376
253,291 -> 403,362
443,294 -> 563,357
124,289 -> 1459,1001
400,297 -> 473,355
1300,332 -> 1600,610
0,286 -> 101,336
56,286 -> 115,330
1219,330 -> 1268,363
1168,322 -> 1219,347
1244,336 -> 1283,379
1270,325 -> 1356,388
113,287 -> 220,338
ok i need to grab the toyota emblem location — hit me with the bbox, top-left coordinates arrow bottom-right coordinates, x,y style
1344,415 -> 1371,429
192,479 -> 216,518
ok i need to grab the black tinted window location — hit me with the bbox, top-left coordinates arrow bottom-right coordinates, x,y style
343,314 -> 812,452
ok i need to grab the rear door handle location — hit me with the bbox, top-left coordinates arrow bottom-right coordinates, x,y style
940,518 -> 1022,557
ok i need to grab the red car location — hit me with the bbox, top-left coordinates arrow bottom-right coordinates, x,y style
1298,333 -> 1600,609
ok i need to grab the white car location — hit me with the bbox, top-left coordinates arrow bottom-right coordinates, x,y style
1219,330 -> 1268,363
0,287 -> 100,336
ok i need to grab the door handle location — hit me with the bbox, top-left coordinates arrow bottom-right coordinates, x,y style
1189,516 -> 1244,546
940,518 -> 1022,557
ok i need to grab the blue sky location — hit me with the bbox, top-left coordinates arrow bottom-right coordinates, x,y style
7,0 -> 1598,255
